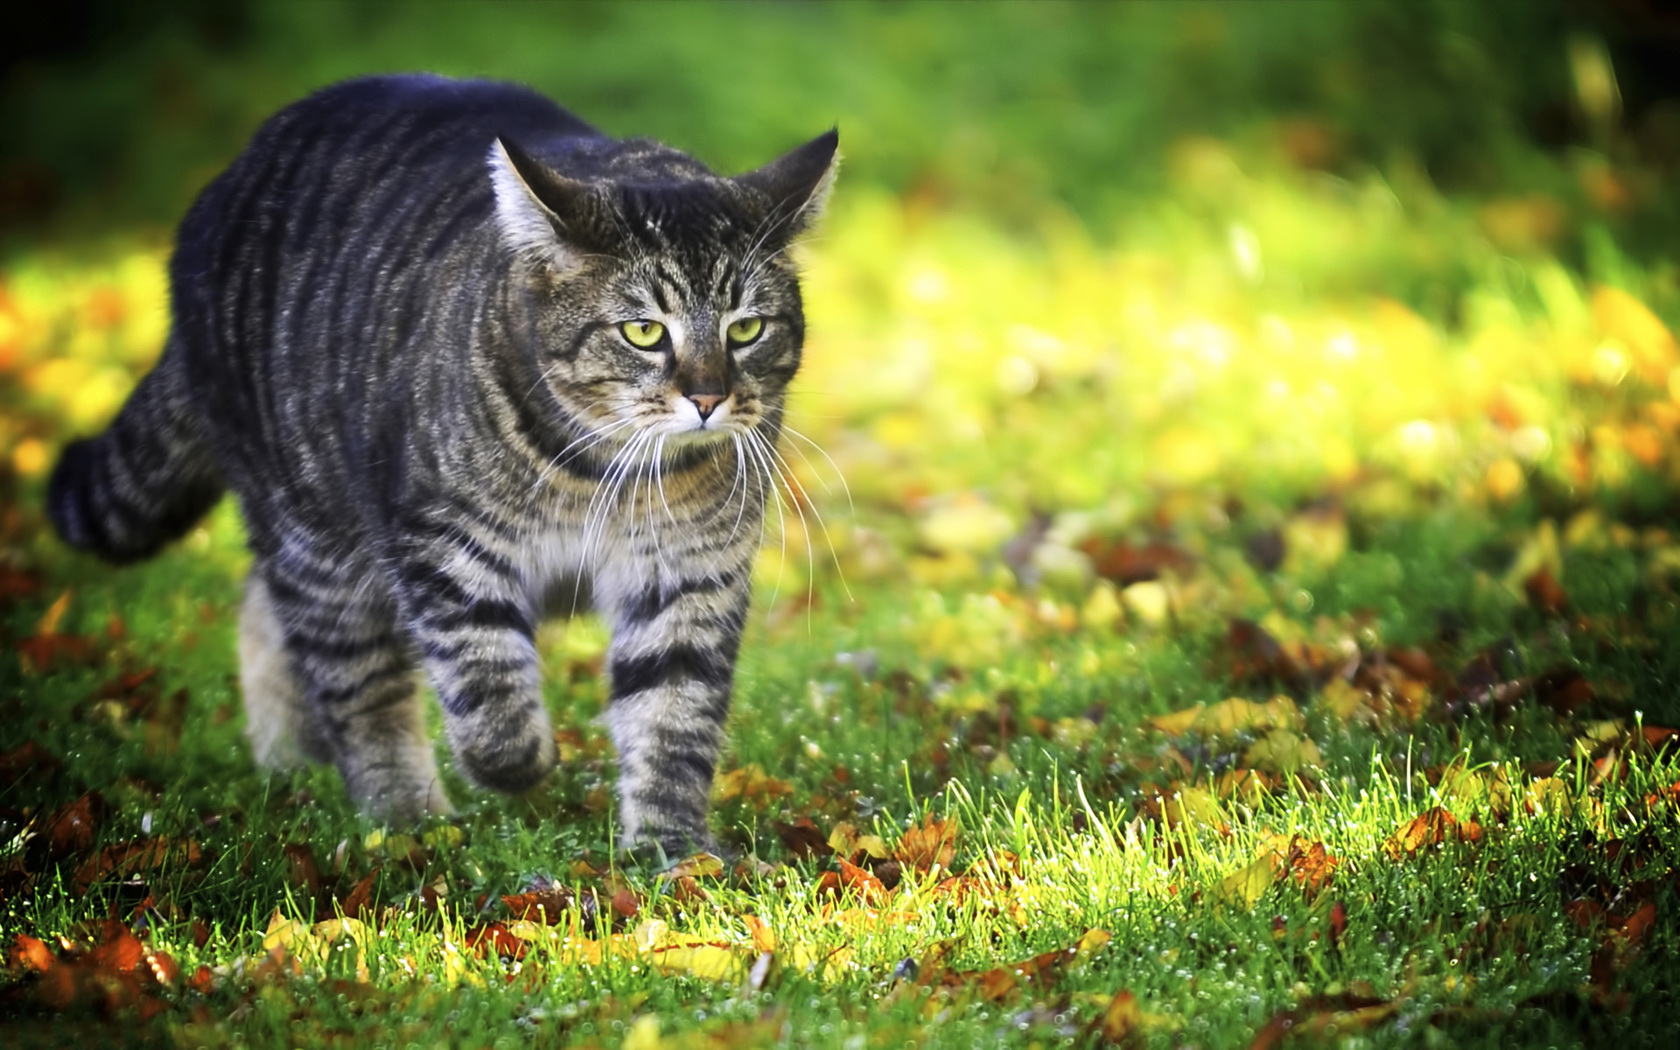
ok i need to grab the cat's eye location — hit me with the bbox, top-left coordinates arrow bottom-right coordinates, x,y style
726,317 -> 764,347
620,320 -> 666,349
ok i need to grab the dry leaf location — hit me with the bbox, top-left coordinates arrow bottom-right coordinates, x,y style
895,815 -> 957,871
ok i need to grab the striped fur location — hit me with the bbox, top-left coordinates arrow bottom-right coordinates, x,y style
47,75 -> 837,854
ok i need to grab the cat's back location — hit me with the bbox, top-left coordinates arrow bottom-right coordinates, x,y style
174,74 -> 600,272
246,74 -> 598,164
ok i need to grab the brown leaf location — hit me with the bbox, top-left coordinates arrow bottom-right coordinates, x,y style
0,740 -> 61,790
502,886 -> 576,923
1081,537 -> 1194,586
1534,669 -> 1595,718
1524,568 -> 1569,614
465,922 -> 527,960
341,867 -> 381,919
773,817 -> 831,861
45,793 -> 104,858
0,566 -> 43,603
74,837 -> 204,892
1249,992 -> 1399,1050
1328,901 -> 1348,950
895,815 -> 958,872
1225,619 -> 1308,691
936,929 -> 1112,1003
17,633 -> 97,674
282,843 -> 322,898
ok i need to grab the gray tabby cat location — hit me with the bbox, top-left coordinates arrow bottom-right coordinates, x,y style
47,74 -> 837,857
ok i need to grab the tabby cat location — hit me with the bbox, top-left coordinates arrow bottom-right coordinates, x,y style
48,74 -> 837,857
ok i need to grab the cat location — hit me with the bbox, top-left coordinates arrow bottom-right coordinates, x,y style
47,73 -> 837,858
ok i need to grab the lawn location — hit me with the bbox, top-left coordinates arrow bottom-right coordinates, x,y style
2,4 -> 1679,1048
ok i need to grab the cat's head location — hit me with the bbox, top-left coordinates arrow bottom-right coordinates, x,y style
487,130 -> 838,450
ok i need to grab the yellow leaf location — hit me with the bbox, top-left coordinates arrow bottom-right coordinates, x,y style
647,943 -> 746,981
261,909 -> 305,954
1120,581 -> 1170,625
1159,786 -> 1225,829
622,1015 -> 663,1050
918,493 -> 1015,555
664,852 -> 724,879
1594,285 -> 1677,382
37,591 -> 71,637
1147,697 -> 1301,736
1214,851 -> 1282,908
1243,728 -> 1323,774
1146,704 -> 1205,736
1283,508 -> 1348,574
1320,678 -> 1378,725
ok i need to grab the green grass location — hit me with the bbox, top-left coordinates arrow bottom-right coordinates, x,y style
5,2 -> 1680,1047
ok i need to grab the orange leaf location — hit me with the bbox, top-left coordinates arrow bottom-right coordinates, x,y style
502,887 -> 575,923
85,920 -> 144,974
1383,807 -> 1482,859
341,867 -> 381,919
1615,901 -> 1657,949
9,934 -> 54,974
1097,989 -> 1142,1044
743,914 -> 777,954
465,923 -> 527,959
895,815 -> 958,871
1285,838 -> 1339,897
837,857 -> 888,905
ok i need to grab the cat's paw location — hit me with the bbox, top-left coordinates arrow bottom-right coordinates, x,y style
621,828 -> 730,873
452,722 -> 558,794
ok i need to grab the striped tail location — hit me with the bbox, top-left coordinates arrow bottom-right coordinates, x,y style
48,342 -> 225,563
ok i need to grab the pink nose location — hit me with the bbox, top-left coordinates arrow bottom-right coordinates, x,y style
688,393 -> 724,420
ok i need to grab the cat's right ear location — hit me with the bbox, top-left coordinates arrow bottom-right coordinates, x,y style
488,138 -> 610,271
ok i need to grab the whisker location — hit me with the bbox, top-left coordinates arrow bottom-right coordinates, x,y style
780,423 -> 855,516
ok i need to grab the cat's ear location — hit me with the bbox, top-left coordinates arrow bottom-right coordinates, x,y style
488,137 -> 612,270
737,129 -> 840,241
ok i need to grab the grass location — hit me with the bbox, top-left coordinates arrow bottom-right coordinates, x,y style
5,3 -> 1680,1048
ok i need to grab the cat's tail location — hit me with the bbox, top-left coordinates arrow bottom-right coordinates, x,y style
48,340 -> 226,563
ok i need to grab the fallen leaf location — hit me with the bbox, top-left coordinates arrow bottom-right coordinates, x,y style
341,867 -> 381,919
835,857 -> 888,905
1148,696 -> 1302,737
773,818 -> 831,860
1383,808 -> 1484,859
465,922 -> 527,960
895,815 -> 957,871
9,934 -> 54,974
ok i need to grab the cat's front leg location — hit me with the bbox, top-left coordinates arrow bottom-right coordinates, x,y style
395,527 -> 557,795
602,564 -> 750,858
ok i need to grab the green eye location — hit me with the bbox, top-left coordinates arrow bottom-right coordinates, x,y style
726,316 -> 764,347
620,320 -> 666,349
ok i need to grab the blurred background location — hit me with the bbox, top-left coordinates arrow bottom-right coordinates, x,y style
4,0 -> 1680,635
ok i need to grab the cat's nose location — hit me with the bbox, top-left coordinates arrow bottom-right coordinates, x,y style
688,393 -> 725,420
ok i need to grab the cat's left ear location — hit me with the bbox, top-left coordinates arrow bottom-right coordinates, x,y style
487,137 -> 614,271
736,129 -> 840,241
